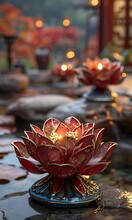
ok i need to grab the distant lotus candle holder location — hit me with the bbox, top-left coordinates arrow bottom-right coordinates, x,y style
12,116 -> 117,207
53,62 -> 75,85
75,57 -> 126,102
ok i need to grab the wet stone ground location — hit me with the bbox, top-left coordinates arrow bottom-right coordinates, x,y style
0,181 -> 132,220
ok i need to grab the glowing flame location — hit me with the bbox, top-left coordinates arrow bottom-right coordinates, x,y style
49,132 -> 62,143
61,64 -> 68,71
66,51 -> 75,59
58,135 -> 62,140
63,19 -> 71,27
97,63 -> 103,70
35,20 -> 43,28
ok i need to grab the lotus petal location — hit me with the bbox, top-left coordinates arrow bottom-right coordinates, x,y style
47,164 -> 76,178
74,67 -> 84,75
25,131 -> 39,145
110,68 -> 123,84
88,142 -> 117,165
28,132 -> 50,147
36,134 -> 53,146
36,145 -> 63,167
47,146 -> 63,164
81,75 -> 93,85
56,136 -> 75,160
73,124 -> 83,139
12,141 -> 29,158
55,138 -> 66,156
110,72 -> 120,83
24,131 -> 34,140
65,136 -> 76,159
43,118 -> 60,136
63,116 -> 80,131
50,177 -> 64,195
30,124 -> 44,135
22,137 -> 37,160
102,142 -> 117,160
72,175 -> 86,194
75,134 -> 93,152
83,67 -> 93,76
93,128 -> 104,151
36,175 -> 51,186
18,157 -> 46,174
55,122 -> 69,136
83,122 -> 95,135
78,161 -> 110,175
70,145 -> 94,168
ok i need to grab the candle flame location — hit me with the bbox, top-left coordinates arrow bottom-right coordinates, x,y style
49,132 -> 62,143
61,64 -> 68,71
58,135 -> 63,140
97,63 -> 103,70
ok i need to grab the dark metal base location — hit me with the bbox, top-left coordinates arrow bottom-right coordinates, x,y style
29,175 -> 101,207
84,86 -> 118,103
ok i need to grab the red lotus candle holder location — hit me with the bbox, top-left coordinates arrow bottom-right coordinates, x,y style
53,62 -> 75,85
75,57 -> 126,102
12,116 -> 117,207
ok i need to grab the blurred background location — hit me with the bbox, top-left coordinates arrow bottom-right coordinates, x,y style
0,0 -> 132,71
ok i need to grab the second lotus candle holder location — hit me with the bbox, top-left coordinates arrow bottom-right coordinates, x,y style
75,57 -> 126,102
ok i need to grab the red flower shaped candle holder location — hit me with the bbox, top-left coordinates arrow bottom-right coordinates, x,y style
53,62 -> 75,85
12,116 -> 117,207
75,57 -> 126,102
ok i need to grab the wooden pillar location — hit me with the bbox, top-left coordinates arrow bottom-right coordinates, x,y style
99,0 -> 114,53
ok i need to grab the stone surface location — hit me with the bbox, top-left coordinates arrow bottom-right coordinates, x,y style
0,73 -> 29,93
27,70 -> 52,85
0,164 -> 28,183
0,184 -> 131,220
4,72 -> 132,135
45,96 -> 132,138
7,94 -> 74,120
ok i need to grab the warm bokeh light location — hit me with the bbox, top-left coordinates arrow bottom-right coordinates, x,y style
122,72 -> 126,77
61,64 -> 68,71
91,0 -> 99,6
66,50 -> 75,59
113,52 -> 124,61
63,19 -> 71,27
97,63 -> 103,70
35,19 -> 43,28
